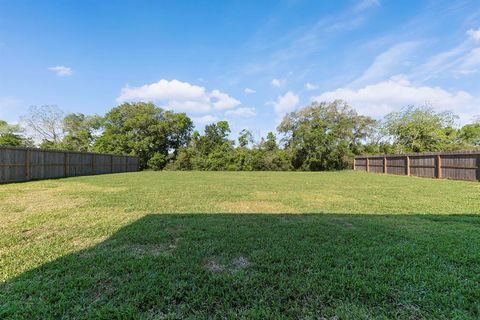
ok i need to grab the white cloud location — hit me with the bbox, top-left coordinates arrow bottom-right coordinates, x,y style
271,78 -> 285,87
118,79 -> 206,102
225,107 -> 256,118
192,115 -> 219,127
168,100 -> 211,113
467,28 -> 480,42
210,90 -> 240,110
314,75 -> 477,123
244,88 -> 256,94
117,79 -> 241,113
268,91 -> 299,114
49,65 -> 73,77
305,83 -> 319,91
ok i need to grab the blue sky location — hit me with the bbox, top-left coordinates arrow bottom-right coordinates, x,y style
1,0 -> 479,139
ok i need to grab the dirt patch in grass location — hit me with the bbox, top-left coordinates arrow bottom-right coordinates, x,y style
205,256 -> 251,274
215,201 -> 296,213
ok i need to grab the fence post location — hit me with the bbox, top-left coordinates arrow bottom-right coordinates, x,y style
110,155 -> 113,173
406,156 -> 410,176
25,149 -> 30,181
353,158 -> 356,170
366,157 -> 370,172
125,156 -> 128,172
437,154 -> 442,179
92,154 -> 96,175
64,152 -> 69,177
383,157 -> 387,174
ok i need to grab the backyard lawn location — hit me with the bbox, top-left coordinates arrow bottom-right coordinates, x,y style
1,171 -> 479,319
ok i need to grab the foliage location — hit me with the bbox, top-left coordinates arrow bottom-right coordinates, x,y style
277,100 -> 376,170
458,123 -> 480,147
93,102 -> 193,169
60,113 -> 103,152
0,120 -> 33,147
382,106 -> 459,153
11,101 -> 480,170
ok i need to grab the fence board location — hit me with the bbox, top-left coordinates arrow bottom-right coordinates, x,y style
355,151 -> 480,182
0,146 -> 139,184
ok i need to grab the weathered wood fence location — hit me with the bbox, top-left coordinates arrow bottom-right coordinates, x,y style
0,146 -> 139,183
354,151 -> 480,181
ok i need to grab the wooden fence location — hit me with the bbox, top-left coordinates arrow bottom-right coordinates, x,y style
0,146 -> 139,184
354,151 -> 480,181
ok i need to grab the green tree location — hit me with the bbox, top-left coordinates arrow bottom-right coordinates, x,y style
277,100 -> 376,170
238,129 -> 254,148
383,106 -> 458,153
0,120 -> 32,147
60,113 -> 103,151
458,122 -> 480,148
93,102 -> 193,169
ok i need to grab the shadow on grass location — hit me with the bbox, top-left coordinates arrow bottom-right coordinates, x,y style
1,213 -> 480,319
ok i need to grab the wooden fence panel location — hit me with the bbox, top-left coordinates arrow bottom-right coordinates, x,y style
369,158 -> 384,173
354,158 -> 367,171
355,151 -> 479,182
386,157 -> 406,175
0,146 -> 139,184
442,154 -> 479,181
0,147 -> 26,183
410,156 -> 436,178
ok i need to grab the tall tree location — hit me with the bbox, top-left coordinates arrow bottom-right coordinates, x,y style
383,106 -> 458,153
22,105 -> 65,147
61,113 -> 103,151
277,100 -> 376,170
93,102 -> 193,169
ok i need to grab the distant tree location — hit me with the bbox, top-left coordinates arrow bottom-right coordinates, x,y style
277,100 -> 376,170
263,132 -> 278,151
93,102 -> 193,169
60,113 -> 103,151
0,120 -> 33,147
383,106 -> 458,153
22,105 -> 65,147
458,122 -> 480,148
238,129 -> 254,148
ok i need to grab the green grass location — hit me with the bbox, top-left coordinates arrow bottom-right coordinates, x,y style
1,171 -> 479,319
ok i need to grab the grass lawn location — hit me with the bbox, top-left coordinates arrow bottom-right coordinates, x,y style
1,171 -> 480,319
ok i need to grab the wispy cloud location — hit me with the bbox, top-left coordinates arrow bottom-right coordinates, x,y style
244,88 -> 256,94
350,41 -> 420,87
355,0 -> 381,12
48,65 -> 73,77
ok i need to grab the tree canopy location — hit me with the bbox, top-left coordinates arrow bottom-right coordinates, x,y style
277,100 -> 376,170
93,102 -> 193,169
2,101 -> 478,171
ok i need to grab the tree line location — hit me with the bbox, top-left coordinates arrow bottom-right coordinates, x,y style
1,100 -> 479,170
